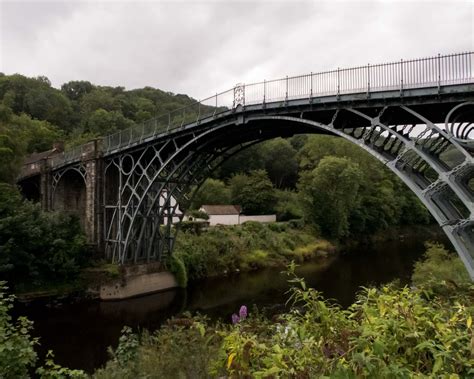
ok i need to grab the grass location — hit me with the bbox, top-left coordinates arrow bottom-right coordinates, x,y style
173,221 -> 335,281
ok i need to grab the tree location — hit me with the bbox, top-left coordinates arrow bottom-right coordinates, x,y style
80,88 -> 116,114
0,108 -> 61,183
0,129 -> 25,183
229,170 -> 276,215
61,80 -> 93,101
261,138 -> 298,188
298,156 -> 363,238
84,109 -> 135,136
0,184 -> 87,285
191,179 -> 231,209
216,144 -> 265,179
274,189 -> 303,221
289,134 -> 308,151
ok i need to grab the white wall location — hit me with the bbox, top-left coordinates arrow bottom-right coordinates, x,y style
239,215 -> 276,223
209,214 -> 240,226
160,190 -> 182,224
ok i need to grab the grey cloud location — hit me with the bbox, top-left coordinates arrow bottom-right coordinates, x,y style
0,0 -> 472,99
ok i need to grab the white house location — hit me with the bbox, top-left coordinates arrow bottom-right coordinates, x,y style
199,205 -> 277,226
200,205 -> 241,226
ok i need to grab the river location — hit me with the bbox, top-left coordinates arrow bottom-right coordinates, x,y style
14,231 -> 448,373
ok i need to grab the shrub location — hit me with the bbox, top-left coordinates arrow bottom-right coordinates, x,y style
180,220 -> 209,234
239,249 -> 269,270
94,317 -> 220,379
173,223 -> 333,282
0,185 -> 88,286
412,242 -> 471,290
288,218 -> 305,229
168,255 -> 187,288
0,282 -> 38,378
187,209 -> 209,220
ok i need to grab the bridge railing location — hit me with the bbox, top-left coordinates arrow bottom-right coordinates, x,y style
52,52 -> 473,164
50,144 -> 86,168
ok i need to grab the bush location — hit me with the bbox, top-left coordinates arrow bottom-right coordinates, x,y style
168,255 -> 187,288
0,184 -> 88,286
180,220 -> 209,234
288,218 -> 305,229
94,317 -> 220,379
173,222 -> 332,281
274,189 -> 303,221
267,222 -> 288,233
187,209 -> 209,220
239,249 -> 269,270
412,242 -> 471,291
0,282 -> 38,378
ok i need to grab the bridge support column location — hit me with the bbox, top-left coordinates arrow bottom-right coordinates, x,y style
82,140 -> 104,249
39,159 -> 53,211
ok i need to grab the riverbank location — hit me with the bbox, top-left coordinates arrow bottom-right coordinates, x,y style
171,221 -> 335,286
14,263 -> 120,302
14,222 -> 446,302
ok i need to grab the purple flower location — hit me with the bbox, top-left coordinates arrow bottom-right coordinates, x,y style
231,313 -> 240,324
239,305 -> 248,320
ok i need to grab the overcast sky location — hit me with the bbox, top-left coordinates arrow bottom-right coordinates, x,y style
1,0 -> 473,99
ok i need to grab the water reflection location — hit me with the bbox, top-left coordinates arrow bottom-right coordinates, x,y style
15,232 -> 448,372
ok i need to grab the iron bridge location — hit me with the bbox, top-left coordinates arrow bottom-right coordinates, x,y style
18,52 -> 474,279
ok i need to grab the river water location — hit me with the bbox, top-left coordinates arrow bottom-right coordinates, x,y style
15,231 -> 448,373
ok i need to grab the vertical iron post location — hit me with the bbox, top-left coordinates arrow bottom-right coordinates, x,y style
437,53 -> 441,94
214,93 -> 217,116
263,79 -> 266,105
367,63 -> 370,98
310,72 -> 313,101
117,157 -> 123,264
400,59 -> 404,97
285,76 -> 288,103
337,68 -> 340,98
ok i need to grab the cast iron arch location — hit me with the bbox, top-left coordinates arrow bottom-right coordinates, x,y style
106,102 -> 473,278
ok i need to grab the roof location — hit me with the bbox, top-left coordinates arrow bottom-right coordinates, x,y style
23,149 -> 59,165
201,205 -> 241,215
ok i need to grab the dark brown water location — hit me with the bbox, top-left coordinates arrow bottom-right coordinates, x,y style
14,232 -> 448,373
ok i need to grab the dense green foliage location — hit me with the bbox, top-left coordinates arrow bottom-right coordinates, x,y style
95,244 -> 474,378
0,183 -> 87,287
0,73 -> 203,184
295,136 -> 430,236
229,170 -> 276,215
172,221 -> 333,281
412,242 -> 471,291
298,156 -> 363,238
0,282 -> 38,377
191,178 -> 231,209
194,134 -> 431,237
